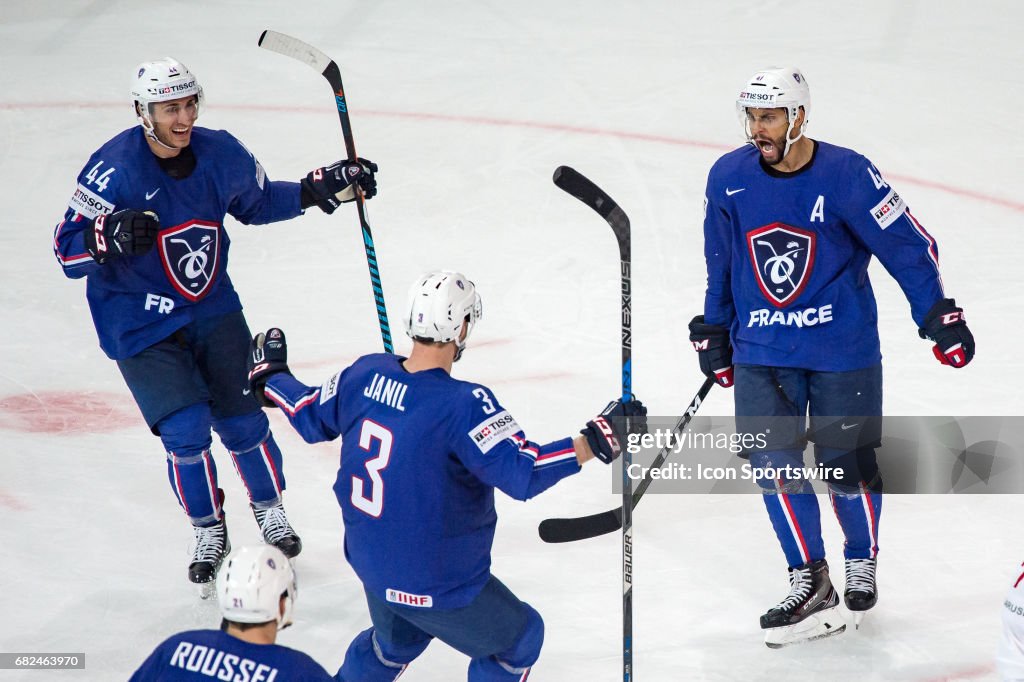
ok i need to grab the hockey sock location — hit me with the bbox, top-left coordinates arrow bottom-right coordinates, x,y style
818,446 -> 882,559
751,450 -> 825,568
158,404 -> 221,525
829,485 -> 882,559
214,412 -> 286,505
165,449 -> 222,525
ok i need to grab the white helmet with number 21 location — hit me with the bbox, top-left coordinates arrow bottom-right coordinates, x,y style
216,545 -> 296,631
405,270 -> 482,361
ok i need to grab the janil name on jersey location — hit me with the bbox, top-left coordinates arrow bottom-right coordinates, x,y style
747,304 -> 834,328
363,373 -> 409,412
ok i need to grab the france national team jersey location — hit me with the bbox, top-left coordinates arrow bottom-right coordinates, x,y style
702,140 -> 945,371
52,126 -> 303,360
265,353 -> 581,610
129,629 -> 333,681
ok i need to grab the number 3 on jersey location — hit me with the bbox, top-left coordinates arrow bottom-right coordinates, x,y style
351,419 -> 393,518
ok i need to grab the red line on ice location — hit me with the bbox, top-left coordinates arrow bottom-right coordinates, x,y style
7,101 -> 1021,212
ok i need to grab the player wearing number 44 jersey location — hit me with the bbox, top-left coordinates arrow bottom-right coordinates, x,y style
52,57 -> 379,594
690,67 -> 975,647
247,271 -> 646,681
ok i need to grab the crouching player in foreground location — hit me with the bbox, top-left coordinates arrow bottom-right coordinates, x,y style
130,544 -> 333,680
247,270 -> 647,681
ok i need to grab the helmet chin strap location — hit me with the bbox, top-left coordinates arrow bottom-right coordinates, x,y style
141,117 -> 180,151
744,107 -> 806,161
136,103 -> 181,152
781,106 -> 808,160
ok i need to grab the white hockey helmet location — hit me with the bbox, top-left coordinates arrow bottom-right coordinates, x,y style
216,545 -> 296,631
130,57 -> 203,140
404,270 -> 483,361
736,67 -> 810,158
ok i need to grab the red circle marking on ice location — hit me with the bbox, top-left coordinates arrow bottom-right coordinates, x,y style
0,391 -> 137,434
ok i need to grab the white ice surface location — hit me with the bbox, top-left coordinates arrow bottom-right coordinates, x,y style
1,1 -> 1022,680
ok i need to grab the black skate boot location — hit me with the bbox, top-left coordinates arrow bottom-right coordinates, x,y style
844,558 -> 877,628
253,500 -> 302,559
188,517 -> 230,599
760,559 -> 846,648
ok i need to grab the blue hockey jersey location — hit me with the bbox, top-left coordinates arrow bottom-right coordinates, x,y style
129,629 -> 332,681
702,140 -> 945,371
265,353 -> 581,610
53,126 -> 303,360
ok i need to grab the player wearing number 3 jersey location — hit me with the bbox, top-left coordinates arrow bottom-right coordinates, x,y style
248,270 -> 646,681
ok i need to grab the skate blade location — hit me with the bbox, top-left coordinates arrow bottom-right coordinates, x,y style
764,606 -> 847,648
852,610 -> 865,630
195,581 -> 216,600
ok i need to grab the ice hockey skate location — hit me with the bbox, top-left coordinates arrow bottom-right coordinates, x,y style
761,559 -> 846,648
189,517 -> 231,599
253,500 -> 302,559
844,557 -> 877,629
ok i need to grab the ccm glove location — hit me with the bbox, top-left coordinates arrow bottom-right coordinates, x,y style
688,315 -> 734,387
247,328 -> 292,407
300,158 -> 378,214
581,398 -> 648,464
84,209 -> 159,264
919,298 -> 974,368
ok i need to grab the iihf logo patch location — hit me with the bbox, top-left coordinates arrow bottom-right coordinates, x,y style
746,223 -> 816,308
158,220 -> 221,302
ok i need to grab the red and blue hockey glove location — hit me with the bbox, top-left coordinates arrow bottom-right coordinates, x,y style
300,158 -> 378,214
248,328 -> 292,407
919,298 -> 974,368
688,315 -> 734,387
85,209 -> 159,264
581,398 -> 648,464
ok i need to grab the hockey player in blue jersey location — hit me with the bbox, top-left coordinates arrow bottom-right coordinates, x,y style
246,270 -> 647,681
130,544 -> 334,681
52,57 -> 379,592
689,67 -> 975,647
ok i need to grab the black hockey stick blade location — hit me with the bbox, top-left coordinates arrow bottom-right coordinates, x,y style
538,376 -> 716,543
539,507 -> 623,543
553,166 -> 630,255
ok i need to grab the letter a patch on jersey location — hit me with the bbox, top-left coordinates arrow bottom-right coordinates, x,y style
157,220 -> 222,301
746,223 -> 816,308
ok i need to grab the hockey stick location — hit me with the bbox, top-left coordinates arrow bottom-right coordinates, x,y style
551,165 -> 634,680
538,375 -> 715,543
258,30 -> 394,353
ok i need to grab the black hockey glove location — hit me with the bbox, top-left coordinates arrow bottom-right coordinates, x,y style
581,398 -> 648,464
300,158 -> 378,214
919,298 -> 974,368
84,209 -> 159,264
247,328 -> 292,407
688,315 -> 734,387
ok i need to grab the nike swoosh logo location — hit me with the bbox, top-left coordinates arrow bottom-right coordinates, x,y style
841,423 -> 857,430
242,389 -> 251,395
725,188 -> 745,196
145,188 -> 161,200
